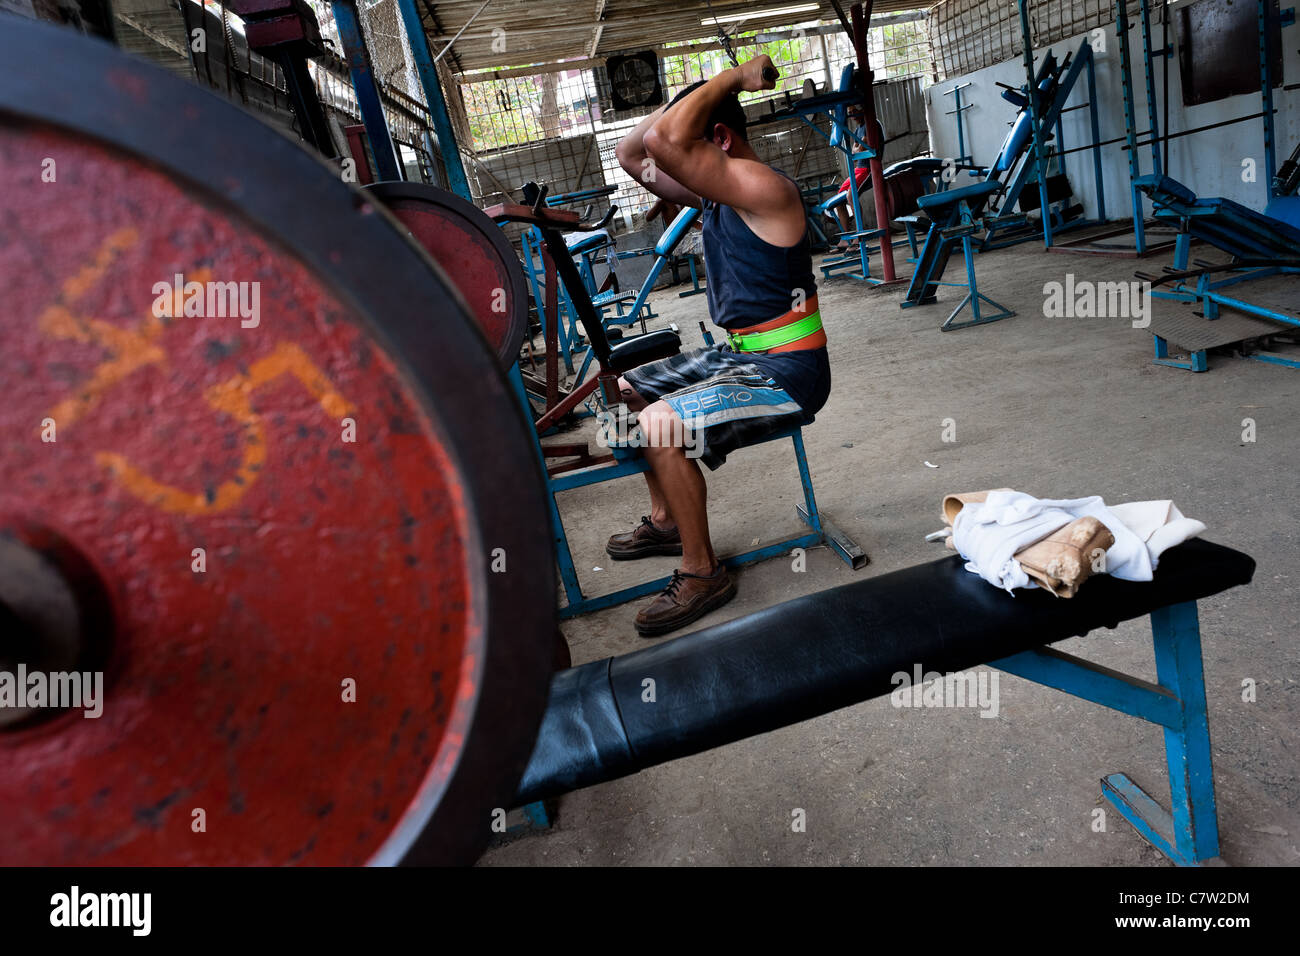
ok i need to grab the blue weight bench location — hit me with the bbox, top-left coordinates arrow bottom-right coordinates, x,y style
1134,174 -> 1300,370
901,178 -> 1016,331
898,84 -> 1040,330
754,62 -> 895,283
1136,174 -> 1300,263
547,423 -> 866,619
517,538 -> 1254,866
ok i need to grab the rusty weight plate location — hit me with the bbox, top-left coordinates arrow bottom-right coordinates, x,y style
0,20 -> 554,866
366,182 -> 529,370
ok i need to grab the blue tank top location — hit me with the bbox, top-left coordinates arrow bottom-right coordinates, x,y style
700,178 -> 831,418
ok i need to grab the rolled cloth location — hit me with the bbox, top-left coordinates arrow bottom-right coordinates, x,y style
941,490 -> 1205,596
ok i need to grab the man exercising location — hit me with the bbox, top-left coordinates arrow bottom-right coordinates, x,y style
610,55 -> 831,637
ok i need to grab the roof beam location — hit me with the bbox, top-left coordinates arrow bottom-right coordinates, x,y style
419,0 -> 463,74
588,0 -> 608,58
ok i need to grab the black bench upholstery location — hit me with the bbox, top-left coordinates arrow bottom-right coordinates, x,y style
607,328 -> 681,374
517,539 -> 1254,803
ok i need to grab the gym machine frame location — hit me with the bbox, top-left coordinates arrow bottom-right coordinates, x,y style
754,1 -> 902,285
490,187 -> 867,620
1134,0 -> 1300,371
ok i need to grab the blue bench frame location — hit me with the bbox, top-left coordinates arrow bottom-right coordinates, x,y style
992,600 -> 1218,865
539,421 -> 865,620
1135,174 -> 1300,371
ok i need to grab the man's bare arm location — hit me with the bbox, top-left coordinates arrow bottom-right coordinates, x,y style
615,104 -> 701,208
642,56 -> 804,244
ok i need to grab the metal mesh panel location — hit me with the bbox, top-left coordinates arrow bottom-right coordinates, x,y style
455,16 -> 935,231
928,0 -> 1121,80
315,1 -> 449,184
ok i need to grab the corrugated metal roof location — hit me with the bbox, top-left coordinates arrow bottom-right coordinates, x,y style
415,0 -> 931,74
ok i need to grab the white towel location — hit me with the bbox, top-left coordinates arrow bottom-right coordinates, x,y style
951,491 -> 1206,594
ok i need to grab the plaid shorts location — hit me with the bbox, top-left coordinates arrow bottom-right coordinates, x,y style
622,345 -> 807,470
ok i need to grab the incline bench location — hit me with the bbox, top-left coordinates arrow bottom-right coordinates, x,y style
517,538 -> 1255,866
1135,174 -> 1300,371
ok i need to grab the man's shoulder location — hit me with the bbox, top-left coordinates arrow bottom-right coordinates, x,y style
718,163 -> 800,212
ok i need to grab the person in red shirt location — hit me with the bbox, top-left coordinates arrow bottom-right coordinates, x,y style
823,105 -> 870,250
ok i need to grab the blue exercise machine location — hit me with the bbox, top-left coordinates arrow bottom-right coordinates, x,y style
571,205 -> 703,385
753,2 -> 903,285
980,38 -> 1106,250
1125,0 -> 1299,371
900,28 -> 1107,330
755,63 -> 897,284
1134,173 -> 1300,370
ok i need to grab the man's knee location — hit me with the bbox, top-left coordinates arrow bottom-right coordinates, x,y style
639,400 -> 687,451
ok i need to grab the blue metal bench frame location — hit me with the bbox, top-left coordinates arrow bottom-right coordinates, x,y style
1135,173 -> 1300,371
992,601 -> 1219,865
901,179 -> 1016,330
534,414 -> 865,619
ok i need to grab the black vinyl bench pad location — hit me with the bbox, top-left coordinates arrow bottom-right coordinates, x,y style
517,539 -> 1254,805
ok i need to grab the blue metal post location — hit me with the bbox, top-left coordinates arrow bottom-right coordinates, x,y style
1259,0 -> 1279,200
790,430 -> 823,535
509,365 -> 585,607
1149,601 -> 1221,863
1115,0 -> 1147,253
1138,0 -> 1163,179
849,150 -> 872,281
331,0 -> 403,183
942,81 -> 973,166
1084,47 -> 1106,221
395,0 -> 473,201
1016,0 -> 1053,248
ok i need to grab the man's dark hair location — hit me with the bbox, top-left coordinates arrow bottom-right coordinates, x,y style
666,80 -> 748,141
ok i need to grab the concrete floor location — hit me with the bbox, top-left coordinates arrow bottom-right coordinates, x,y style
482,237 -> 1300,866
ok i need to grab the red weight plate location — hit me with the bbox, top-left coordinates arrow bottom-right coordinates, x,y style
367,182 -> 529,370
0,21 -> 554,866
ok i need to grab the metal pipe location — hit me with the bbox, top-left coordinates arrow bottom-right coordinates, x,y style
1016,0 -> 1053,248
1138,0 -> 1162,178
852,0 -> 898,283
1259,0 -> 1278,200
331,0 -> 403,182
433,0 -> 492,65
1116,0 -> 1146,253
395,0 -> 473,199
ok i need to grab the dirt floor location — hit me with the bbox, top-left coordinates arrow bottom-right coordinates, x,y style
481,234 -> 1300,866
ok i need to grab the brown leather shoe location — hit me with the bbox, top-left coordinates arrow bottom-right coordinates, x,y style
634,565 -> 736,637
606,516 -> 683,560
